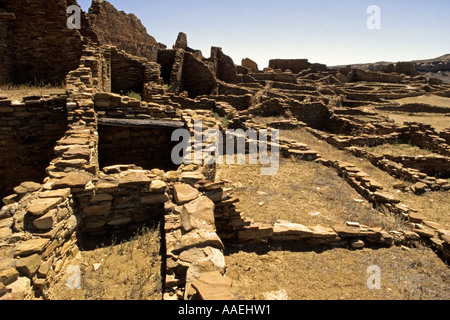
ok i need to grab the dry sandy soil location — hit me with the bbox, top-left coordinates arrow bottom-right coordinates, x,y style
376,94 -> 450,132
48,225 -> 162,300
279,128 -> 450,226
225,244 -> 449,300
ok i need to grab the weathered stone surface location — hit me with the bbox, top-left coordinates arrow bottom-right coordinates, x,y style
180,247 -> 226,284
182,196 -> 215,231
15,254 -> 41,277
238,225 -> 274,241
96,182 -> 119,193
372,192 -> 400,203
241,58 -> 258,71
175,32 -> 188,50
83,203 -> 111,217
62,147 -> 91,160
53,172 -> 91,189
408,212 -> 428,223
90,193 -> 113,203
140,193 -> 169,204
39,188 -> 71,199
14,238 -> 49,257
27,197 -> 62,217
118,172 -> 152,187
309,225 -> 339,238
0,227 -> 12,240
175,229 -> 224,252
332,225 -> 361,237
350,239 -> 365,249
149,180 -> 167,193
273,220 -> 313,239
0,268 -> 19,286
191,271 -> 234,300
13,182 -> 41,195
1,277 -> 32,300
33,210 -> 57,230
174,183 -> 199,205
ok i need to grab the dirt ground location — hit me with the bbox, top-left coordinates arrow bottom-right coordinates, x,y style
375,94 -> 450,132
279,128 -> 450,226
225,244 -> 450,300
216,158 -> 407,231
48,225 -> 162,300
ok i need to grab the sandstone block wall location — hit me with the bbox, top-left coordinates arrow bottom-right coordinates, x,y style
87,0 -> 162,62
0,0 -> 83,84
269,59 -> 310,74
0,95 -> 68,200
0,11 -> 14,83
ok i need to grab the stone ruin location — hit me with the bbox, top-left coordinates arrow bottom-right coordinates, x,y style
0,0 -> 449,300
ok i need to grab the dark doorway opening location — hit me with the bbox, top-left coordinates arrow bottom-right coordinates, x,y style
98,123 -> 182,172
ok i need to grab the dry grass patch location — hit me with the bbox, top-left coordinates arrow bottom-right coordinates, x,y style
217,157 -> 407,231
393,94 -> 450,108
0,82 -> 66,102
48,225 -> 163,300
366,143 -> 440,157
379,112 -> 450,132
278,128 -> 450,227
226,244 -> 450,300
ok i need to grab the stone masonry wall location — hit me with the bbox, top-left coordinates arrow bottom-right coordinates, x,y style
0,11 -> 14,83
1,0 -> 84,84
0,95 -> 68,200
87,0 -> 162,62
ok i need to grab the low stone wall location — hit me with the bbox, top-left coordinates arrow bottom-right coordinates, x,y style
0,183 -> 80,300
346,146 -> 450,193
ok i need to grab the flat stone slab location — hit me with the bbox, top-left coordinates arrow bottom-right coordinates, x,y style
118,172 -> 152,187
309,225 -> 339,238
27,198 -> 62,217
53,172 -> 92,189
39,188 -> 71,199
13,182 -> 41,195
273,220 -> 313,238
174,183 -> 199,205
191,271 -> 234,300
332,225 -> 361,237
182,196 -> 216,231
14,238 -> 50,257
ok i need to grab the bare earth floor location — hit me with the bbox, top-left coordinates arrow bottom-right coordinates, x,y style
225,244 -> 450,300
47,226 -> 162,300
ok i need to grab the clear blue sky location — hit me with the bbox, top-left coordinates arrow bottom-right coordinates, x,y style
77,0 -> 450,68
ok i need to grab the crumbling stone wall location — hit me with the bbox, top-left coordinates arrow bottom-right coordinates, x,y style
87,0 -> 163,62
181,52 -> 217,98
210,47 -> 239,84
0,95 -> 68,200
0,0 -> 84,84
269,59 -> 311,74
